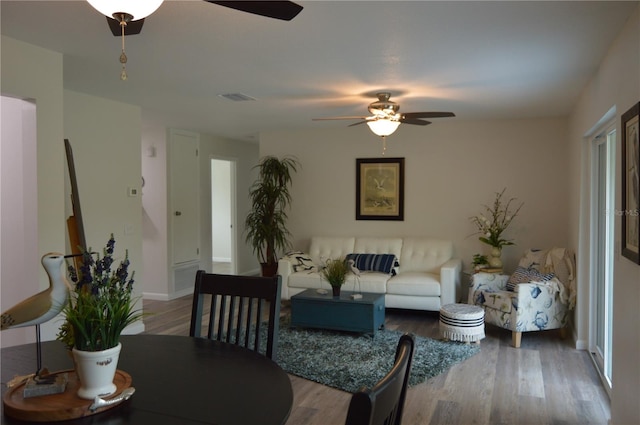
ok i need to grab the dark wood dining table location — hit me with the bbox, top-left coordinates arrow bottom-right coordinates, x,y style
1,334 -> 293,424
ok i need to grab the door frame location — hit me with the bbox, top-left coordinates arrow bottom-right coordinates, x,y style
588,119 -> 616,395
210,156 -> 237,275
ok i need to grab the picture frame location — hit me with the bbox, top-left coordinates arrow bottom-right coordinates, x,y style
356,157 -> 404,221
621,102 -> 640,265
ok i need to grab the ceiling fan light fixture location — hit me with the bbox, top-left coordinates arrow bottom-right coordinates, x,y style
86,0 -> 164,21
367,119 -> 401,137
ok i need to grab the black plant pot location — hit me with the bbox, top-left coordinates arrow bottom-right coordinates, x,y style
260,262 -> 278,277
331,286 -> 341,298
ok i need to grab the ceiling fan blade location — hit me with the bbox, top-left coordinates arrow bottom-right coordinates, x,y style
107,17 -> 145,36
208,1 -> 303,21
312,116 -> 369,121
348,121 -> 368,127
400,118 -> 432,126
401,112 -> 455,119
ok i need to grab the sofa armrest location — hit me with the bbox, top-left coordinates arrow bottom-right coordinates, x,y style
277,258 -> 293,300
440,258 -> 462,305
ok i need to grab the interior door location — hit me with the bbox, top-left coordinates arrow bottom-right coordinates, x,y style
170,129 -> 200,265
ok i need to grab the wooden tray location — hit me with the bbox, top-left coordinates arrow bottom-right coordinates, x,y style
3,369 -> 132,422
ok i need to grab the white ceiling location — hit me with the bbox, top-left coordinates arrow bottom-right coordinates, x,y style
1,1 -> 637,142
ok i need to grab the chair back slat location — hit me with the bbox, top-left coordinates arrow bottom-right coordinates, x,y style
207,294 -> 217,339
253,298 -> 263,351
235,296 -> 245,344
345,334 -> 415,425
189,271 -> 282,360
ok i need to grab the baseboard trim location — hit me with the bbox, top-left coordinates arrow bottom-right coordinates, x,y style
143,270 -> 259,301
122,321 -> 145,335
242,268 -> 261,277
575,338 -> 589,350
143,292 -> 172,301
170,287 -> 194,300
143,288 -> 193,301
212,257 -> 231,262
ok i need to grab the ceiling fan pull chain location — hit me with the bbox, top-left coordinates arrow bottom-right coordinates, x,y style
381,136 -> 387,155
119,20 -> 128,81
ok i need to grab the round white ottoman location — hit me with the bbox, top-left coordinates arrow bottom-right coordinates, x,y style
439,303 -> 485,344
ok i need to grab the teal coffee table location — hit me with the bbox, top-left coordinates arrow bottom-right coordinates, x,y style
290,289 -> 385,335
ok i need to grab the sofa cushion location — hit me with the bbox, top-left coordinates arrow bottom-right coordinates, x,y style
399,238 -> 453,273
345,272 -> 388,294
506,266 -> 555,291
345,253 -> 399,275
288,271 -> 326,290
386,272 -> 441,297
288,270 -> 389,294
353,237 -> 403,259
308,237 -> 355,265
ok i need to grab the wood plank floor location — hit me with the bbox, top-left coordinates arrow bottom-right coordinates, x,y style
142,297 -> 611,425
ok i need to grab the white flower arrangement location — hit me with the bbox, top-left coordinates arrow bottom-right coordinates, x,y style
470,188 -> 524,248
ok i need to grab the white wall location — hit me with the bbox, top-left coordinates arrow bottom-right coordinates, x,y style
1,97 -> 39,347
260,117 -> 570,274
141,125 -> 259,299
1,36 -> 65,346
0,37 -> 145,347
63,90 -> 144,335
568,5 -> 640,425
141,116 -> 170,297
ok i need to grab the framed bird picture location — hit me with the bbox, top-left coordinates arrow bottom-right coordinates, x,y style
356,157 -> 404,221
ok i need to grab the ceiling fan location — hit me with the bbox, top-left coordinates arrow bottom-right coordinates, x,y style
86,0 -> 302,80
101,1 -> 304,36
313,92 -> 455,154
313,92 -> 455,137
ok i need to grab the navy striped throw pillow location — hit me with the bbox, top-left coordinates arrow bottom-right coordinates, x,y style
506,266 -> 555,291
345,253 -> 400,275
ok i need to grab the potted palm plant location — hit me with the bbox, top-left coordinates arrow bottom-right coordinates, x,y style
244,156 -> 299,277
320,257 -> 350,298
57,234 -> 143,400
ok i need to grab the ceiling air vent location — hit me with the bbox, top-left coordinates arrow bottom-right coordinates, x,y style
218,93 -> 256,102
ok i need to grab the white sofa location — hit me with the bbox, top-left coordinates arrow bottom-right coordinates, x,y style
277,236 -> 462,311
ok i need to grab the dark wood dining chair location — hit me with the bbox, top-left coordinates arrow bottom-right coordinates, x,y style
189,271 -> 282,360
345,333 -> 415,425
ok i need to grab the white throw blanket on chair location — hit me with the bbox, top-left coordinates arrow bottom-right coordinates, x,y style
519,248 -> 576,309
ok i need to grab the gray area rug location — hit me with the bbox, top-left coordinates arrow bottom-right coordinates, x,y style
271,316 -> 480,393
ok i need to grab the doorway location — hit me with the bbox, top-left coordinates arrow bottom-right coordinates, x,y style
589,122 -> 615,394
211,158 -> 237,274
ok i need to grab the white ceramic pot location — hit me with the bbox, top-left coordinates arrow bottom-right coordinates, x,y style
72,343 -> 121,400
488,247 -> 503,268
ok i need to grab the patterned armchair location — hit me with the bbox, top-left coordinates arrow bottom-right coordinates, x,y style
468,248 -> 576,348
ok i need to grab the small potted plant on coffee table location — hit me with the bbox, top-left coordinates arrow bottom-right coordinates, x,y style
320,257 -> 349,298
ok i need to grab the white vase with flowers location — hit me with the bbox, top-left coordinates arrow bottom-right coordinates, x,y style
57,235 -> 142,400
470,188 -> 524,269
